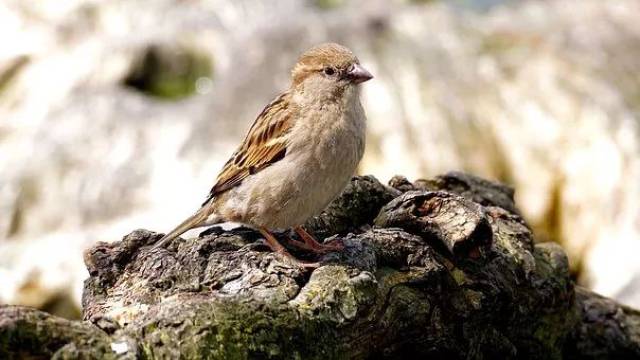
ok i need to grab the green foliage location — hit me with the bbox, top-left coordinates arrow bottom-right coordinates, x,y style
124,45 -> 213,100
313,0 -> 347,10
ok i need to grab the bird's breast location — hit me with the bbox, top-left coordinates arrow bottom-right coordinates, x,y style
222,97 -> 366,229
289,100 -> 365,175
290,101 -> 365,192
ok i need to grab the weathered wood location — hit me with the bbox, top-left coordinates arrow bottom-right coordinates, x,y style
2,174 -> 639,359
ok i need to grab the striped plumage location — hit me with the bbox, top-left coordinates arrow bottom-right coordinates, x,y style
153,43 -> 373,260
203,92 -> 294,204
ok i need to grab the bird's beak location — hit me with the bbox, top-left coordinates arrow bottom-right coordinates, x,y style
346,63 -> 373,84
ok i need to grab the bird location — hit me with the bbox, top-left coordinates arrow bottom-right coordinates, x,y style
153,43 -> 373,265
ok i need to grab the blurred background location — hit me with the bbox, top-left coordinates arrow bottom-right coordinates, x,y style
1,0 -> 639,319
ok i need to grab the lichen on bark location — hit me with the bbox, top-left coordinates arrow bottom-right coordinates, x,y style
2,173 -> 639,359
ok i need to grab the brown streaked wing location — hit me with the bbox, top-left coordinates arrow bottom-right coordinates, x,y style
202,92 -> 294,206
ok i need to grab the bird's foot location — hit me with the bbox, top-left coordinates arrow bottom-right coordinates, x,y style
290,226 -> 344,254
286,238 -> 344,254
258,227 -> 320,269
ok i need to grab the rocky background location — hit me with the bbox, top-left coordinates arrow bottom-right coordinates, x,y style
1,0 -> 640,320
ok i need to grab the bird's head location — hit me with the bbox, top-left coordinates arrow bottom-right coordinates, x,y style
290,43 -> 373,101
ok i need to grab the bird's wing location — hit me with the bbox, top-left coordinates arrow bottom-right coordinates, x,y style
202,92 -> 295,206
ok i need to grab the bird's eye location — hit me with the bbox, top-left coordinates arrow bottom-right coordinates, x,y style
323,67 -> 336,76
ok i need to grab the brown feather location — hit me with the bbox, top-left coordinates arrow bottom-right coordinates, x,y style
155,42 -> 368,249
291,43 -> 359,86
202,91 -> 295,206
202,43 -> 357,206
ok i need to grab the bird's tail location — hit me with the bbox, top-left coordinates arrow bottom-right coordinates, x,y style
153,207 -> 210,249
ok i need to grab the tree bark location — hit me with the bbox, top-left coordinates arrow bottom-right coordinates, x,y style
2,173 -> 639,359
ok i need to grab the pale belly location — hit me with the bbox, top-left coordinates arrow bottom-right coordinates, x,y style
219,127 -> 364,229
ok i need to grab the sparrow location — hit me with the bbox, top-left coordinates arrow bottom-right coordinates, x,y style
153,43 -> 373,265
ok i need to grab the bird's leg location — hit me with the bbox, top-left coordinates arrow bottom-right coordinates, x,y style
258,227 -> 289,254
258,227 -> 319,268
292,226 -> 344,253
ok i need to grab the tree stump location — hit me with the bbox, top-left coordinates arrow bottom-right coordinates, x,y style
2,173 -> 639,359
